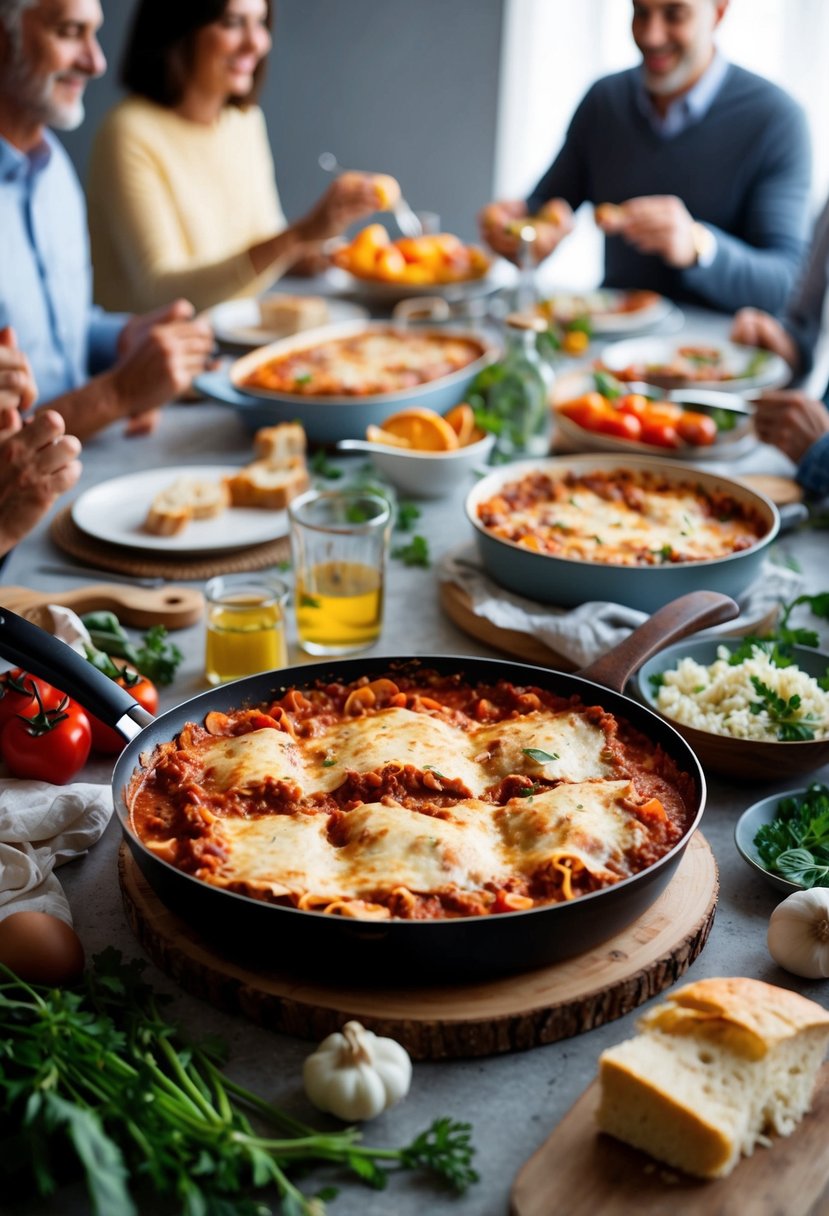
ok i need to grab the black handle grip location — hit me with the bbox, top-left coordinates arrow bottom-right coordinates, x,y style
0,607 -> 140,726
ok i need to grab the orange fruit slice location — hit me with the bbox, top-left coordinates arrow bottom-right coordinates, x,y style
444,402 -> 475,446
379,407 -> 460,451
366,424 -> 411,448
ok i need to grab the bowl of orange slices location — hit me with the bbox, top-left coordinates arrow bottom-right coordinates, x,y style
329,224 -> 493,301
338,403 -> 495,498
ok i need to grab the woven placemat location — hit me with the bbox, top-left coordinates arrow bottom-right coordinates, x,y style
50,505 -> 291,580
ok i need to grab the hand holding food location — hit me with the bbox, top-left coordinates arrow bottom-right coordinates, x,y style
478,198 -> 573,262
731,308 -> 800,370
600,194 -> 698,268
298,173 -> 394,244
752,389 -> 829,462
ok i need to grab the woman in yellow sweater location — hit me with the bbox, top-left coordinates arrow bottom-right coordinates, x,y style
88,0 -> 384,313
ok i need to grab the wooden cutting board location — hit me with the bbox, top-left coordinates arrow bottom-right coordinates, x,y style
0,584 -> 204,631
119,833 -> 717,1061
511,1064 -> 829,1216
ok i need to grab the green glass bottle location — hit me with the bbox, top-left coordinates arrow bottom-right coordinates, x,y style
489,313 -> 555,459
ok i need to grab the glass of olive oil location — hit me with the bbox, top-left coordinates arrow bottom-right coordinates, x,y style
204,574 -> 289,685
288,488 -> 391,655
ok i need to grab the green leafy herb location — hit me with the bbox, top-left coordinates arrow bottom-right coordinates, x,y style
748,676 -> 821,741
310,449 -> 343,479
322,757 -> 337,768
81,613 -> 183,686
423,765 -> 445,778
395,501 -> 421,532
727,592 -> 829,668
0,951 -> 478,1216
392,535 -> 430,567
592,370 -> 624,400
649,672 -> 665,692
753,783 -> 829,887
522,748 -> 559,763
293,373 -> 312,385
299,594 -> 321,609
514,785 -> 539,798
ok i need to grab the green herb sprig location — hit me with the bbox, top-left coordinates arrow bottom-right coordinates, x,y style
0,950 -> 478,1216
748,676 -> 822,741
81,613 -> 183,686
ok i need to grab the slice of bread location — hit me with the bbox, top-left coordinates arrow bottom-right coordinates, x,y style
596,977 -> 829,1179
253,423 -> 307,464
258,294 -> 329,335
224,460 -> 309,510
144,477 -> 230,536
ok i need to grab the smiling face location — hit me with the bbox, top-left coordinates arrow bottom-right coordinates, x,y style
0,0 -> 105,138
632,0 -> 728,98
188,0 -> 271,106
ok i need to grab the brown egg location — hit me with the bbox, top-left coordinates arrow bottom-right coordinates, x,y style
0,910 -> 85,985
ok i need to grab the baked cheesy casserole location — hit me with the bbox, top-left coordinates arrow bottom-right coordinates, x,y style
240,328 -> 484,397
128,670 -> 695,921
475,468 -> 767,567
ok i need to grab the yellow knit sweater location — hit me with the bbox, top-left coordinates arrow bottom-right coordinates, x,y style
87,96 -> 288,313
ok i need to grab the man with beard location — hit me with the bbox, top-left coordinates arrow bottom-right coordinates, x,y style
0,0 -> 214,440
479,0 -> 811,315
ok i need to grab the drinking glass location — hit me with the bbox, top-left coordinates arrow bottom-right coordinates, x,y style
204,574 -> 289,685
288,489 -> 391,655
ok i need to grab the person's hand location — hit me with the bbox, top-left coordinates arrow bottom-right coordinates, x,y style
0,409 -> 81,557
753,390 -> 829,463
731,308 -> 800,371
478,198 -> 573,263
117,299 -> 200,357
0,325 -> 37,414
296,175 -> 383,245
111,312 -> 214,424
611,195 -> 697,267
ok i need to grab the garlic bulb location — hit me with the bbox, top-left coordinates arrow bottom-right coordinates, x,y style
303,1020 -> 412,1121
768,888 -> 829,978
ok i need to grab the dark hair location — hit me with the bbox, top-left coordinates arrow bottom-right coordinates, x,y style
121,0 -> 273,109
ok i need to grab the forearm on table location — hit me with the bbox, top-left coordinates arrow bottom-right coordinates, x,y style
39,370 -> 132,442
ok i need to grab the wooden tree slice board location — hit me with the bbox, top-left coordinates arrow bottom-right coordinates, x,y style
119,833 -> 717,1061
511,1064 -> 829,1216
440,581 -> 779,671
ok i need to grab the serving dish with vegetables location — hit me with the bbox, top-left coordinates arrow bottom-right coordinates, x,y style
554,370 -> 756,461
597,335 -> 789,393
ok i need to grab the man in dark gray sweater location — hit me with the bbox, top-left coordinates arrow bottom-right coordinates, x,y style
479,0 -> 811,316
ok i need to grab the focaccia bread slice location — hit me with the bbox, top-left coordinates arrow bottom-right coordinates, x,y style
224,460 -> 309,510
596,976 -> 829,1179
258,294 -> 329,335
144,477 -> 230,536
253,422 -> 307,465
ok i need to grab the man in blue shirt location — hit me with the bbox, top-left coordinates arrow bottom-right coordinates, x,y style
0,0 -> 214,441
479,0 -> 811,315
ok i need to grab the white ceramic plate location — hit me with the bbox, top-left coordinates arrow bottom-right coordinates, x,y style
598,335 -> 789,392
210,295 -> 369,348
539,289 -> 672,334
71,465 -> 288,553
323,265 -> 503,303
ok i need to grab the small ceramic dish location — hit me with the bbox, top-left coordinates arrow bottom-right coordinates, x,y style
734,790 -> 809,895
337,432 -> 495,498
634,638 -> 829,780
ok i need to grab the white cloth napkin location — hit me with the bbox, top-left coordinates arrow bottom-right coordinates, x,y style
440,547 -> 805,669
0,779 -> 112,925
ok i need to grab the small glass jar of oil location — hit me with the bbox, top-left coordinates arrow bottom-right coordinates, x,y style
204,574 -> 289,685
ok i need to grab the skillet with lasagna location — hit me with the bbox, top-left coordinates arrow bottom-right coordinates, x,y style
128,670 -> 696,922
240,328 -> 485,397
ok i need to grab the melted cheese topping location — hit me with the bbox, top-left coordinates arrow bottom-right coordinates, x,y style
199,729 -> 306,794
476,470 -> 766,566
242,329 -> 483,397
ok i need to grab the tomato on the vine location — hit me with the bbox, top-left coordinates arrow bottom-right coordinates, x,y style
1,690 -> 92,784
0,669 -> 65,731
88,669 -> 158,755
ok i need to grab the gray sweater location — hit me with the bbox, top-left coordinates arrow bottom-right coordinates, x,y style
526,64 -> 811,315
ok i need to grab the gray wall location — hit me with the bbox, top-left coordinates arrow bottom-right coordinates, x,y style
59,0 -> 506,243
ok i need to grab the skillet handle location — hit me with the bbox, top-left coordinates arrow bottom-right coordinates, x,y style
577,591 -> 740,694
0,607 -> 152,741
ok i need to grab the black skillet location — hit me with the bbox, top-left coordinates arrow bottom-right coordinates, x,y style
0,590 -> 738,981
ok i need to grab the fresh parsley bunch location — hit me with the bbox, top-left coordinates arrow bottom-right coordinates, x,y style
754,783 -> 829,887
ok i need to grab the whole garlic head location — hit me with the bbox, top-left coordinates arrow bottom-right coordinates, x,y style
303,1020 -> 412,1122
768,888 -> 829,979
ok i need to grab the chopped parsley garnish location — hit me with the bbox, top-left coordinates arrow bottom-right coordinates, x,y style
754,783 -> 829,886
522,748 -> 559,763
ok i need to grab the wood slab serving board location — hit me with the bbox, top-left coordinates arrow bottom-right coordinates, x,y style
119,833 -> 717,1061
511,1064 -> 829,1216
0,584 -> 204,630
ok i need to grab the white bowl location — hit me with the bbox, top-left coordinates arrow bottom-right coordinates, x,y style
339,432 -> 495,498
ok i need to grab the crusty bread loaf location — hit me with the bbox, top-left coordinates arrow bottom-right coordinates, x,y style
253,422 -> 307,464
597,977 -> 829,1179
258,294 -> 329,335
144,477 -> 230,536
224,460 -> 309,510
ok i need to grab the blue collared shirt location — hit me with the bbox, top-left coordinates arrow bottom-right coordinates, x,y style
635,50 -> 730,138
0,131 -> 125,405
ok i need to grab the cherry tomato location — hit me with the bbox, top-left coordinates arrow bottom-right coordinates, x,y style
640,419 -> 681,448
1,696 -> 91,784
594,410 -> 642,441
676,411 -> 718,447
558,391 -> 610,432
89,670 -> 158,755
0,669 -> 65,731
616,393 -> 651,419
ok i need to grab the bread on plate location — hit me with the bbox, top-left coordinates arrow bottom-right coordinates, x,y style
597,976 -> 829,1179
144,477 -> 230,536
